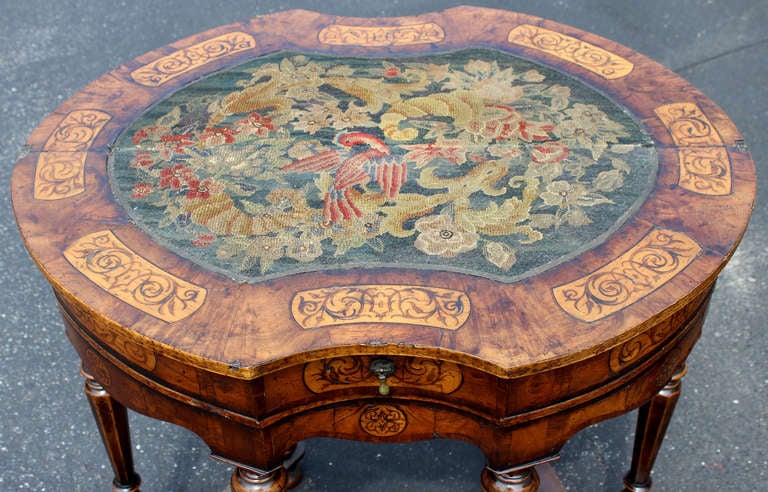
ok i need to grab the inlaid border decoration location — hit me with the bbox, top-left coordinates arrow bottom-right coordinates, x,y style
676,147 -> 732,195
654,102 -> 732,195
318,23 -> 445,47
359,404 -> 408,437
553,228 -> 702,322
291,285 -> 470,330
64,230 -> 207,322
304,356 -> 463,394
34,110 -> 111,200
609,323 -> 677,374
654,103 -> 723,146
508,25 -> 634,79
131,32 -> 257,87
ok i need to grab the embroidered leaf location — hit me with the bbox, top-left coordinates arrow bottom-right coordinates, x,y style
529,213 -> 558,229
577,192 -> 614,207
590,139 -> 609,161
314,172 -> 333,197
241,200 -> 268,215
333,235 -> 366,256
366,237 -> 385,253
483,241 -> 517,270
594,169 -> 625,192
156,106 -> 181,128
610,144 -> 635,155
611,157 -> 632,174
565,207 -> 592,227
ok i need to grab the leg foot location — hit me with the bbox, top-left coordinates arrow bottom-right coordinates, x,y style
230,466 -> 287,492
481,466 -> 540,492
283,443 -> 305,489
623,365 -> 687,492
81,367 -> 141,492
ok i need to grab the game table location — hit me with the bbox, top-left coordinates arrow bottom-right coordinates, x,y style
11,6 -> 755,491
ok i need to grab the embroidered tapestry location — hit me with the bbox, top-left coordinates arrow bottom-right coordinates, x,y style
109,49 -> 657,282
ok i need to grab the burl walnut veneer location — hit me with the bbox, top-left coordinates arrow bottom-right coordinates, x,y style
11,7 -> 755,491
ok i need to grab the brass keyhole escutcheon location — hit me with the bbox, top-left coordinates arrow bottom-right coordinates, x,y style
370,358 -> 396,396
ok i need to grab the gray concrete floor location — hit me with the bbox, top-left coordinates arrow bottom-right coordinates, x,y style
1,1 -> 766,490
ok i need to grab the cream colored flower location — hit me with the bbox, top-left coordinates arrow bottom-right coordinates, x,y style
328,106 -> 375,130
292,104 -> 332,135
246,236 -> 286,274
540,181 -> 587,207
413,214 -> 478,258
556,103 -> 629,160
286,235 -> 323,262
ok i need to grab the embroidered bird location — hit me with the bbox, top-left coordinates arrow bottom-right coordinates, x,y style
281,132 -> 407,222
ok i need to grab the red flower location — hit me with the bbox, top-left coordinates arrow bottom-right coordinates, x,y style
159,164 -> 195,189
132,128 -> 150,145
192,234 -> 216,247
130,152 -> 155,168
384,66 -> 401,78
131,183 -> 153,199
235,113 -> 274,136
199,126 -> 239,146
401,140 -> 467,167
518,120 -> 555,142
186,179 -> 214,200
531,142 -> 569,164
159,133 -> 196,155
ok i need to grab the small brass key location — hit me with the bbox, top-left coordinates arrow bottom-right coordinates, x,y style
370,358 -> 396,396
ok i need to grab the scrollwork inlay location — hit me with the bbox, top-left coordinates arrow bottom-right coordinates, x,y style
609,325 -> 675,373
291,285 -> 470,330
678,147 -> 732,195
318,23 -> 445,46
131,32 -> 256,86
654,103 -> 723,147
654,102 -> 732,195
508,25 -> 633,79
359,404 -> 408,437
553,228 -> 702,321
34,110 -> 111,200
64,230 -> 207,322
304,356 -> 462,394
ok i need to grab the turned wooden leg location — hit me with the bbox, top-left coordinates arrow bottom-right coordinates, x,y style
230,466 -> 287,492
623,365 -> 687,492
81,367 -> 141,492
481,465 -> 540,492
282,443 -> 305,489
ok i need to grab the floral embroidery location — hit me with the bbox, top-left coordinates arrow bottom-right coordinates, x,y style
192,234 -> 216,247
159,164 -> 194,189
235,113 -> 274,136
131,152 -> 155,168
131,183 -> 153,199
199,126 -> 239,146
185,179 -> 218,200
109,49 -> 656,282
414,214 -> 479,258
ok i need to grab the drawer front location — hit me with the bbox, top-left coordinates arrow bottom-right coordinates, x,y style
262,355 -> 504,422
303,356 -> 463,395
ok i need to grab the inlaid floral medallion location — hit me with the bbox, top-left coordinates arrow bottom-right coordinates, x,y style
109,49 -> 657,282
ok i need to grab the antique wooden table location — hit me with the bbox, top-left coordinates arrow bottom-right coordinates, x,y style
11,7 -> 755,492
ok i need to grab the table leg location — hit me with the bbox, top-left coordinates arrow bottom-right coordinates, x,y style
81,367 -> 141,492
282,443 -> 305,489
481,465 -> 540,492
230,466 -> 287,492
623,365 -> 687,492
